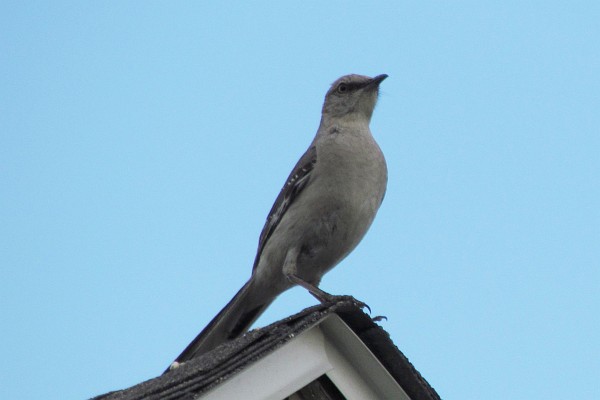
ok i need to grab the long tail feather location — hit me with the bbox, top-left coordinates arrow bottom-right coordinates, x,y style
165,279 -> 275,372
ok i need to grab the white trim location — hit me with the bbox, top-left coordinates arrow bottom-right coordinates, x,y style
201,314 -> 410,399
322,315 -> 411,400
201,328 -> 331,400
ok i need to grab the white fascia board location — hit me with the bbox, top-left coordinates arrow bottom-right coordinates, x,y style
321,315 -> 411,400
201,314 -> 410,400
201,327 -> 332,400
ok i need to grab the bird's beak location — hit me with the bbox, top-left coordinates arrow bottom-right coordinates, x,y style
365,74 -> 388,89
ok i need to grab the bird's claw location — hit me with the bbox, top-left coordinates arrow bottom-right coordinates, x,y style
372,315 -> 387,322
313,293 -> 371,313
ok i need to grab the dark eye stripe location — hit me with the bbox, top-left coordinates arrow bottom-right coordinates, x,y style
338,82 -> 360,93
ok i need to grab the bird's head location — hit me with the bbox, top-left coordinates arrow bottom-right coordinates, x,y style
321,74 -> 387,123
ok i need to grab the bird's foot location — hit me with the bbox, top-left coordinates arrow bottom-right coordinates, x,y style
286,274 -> 371,312
324,294 -> 371,314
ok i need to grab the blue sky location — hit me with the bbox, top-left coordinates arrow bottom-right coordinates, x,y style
1,2 -> 598,399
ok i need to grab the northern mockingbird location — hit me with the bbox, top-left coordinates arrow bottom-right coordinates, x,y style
168,73 -> 388,370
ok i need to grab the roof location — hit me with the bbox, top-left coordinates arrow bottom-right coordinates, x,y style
92,298 -> 440,400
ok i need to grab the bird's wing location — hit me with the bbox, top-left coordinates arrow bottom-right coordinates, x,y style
252,145 -> 317,270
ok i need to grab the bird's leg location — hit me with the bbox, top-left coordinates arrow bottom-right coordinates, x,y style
289,273 -> 371,312
281,248 -> 369,311
282,247 -> 334,303
286,273 -> 335,303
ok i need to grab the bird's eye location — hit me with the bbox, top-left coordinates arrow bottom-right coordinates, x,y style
337,83 -> 348,93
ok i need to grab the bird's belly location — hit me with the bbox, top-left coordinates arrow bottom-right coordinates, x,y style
254,150 -> 386,290
281,189 -> 379,283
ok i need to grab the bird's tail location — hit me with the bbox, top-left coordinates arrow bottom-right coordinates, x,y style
165,279 -> 275,372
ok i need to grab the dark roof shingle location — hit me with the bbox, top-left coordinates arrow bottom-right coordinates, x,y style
93,299 -> 440,400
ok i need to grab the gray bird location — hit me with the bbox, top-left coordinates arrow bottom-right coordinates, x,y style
168,73 -> 388,370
